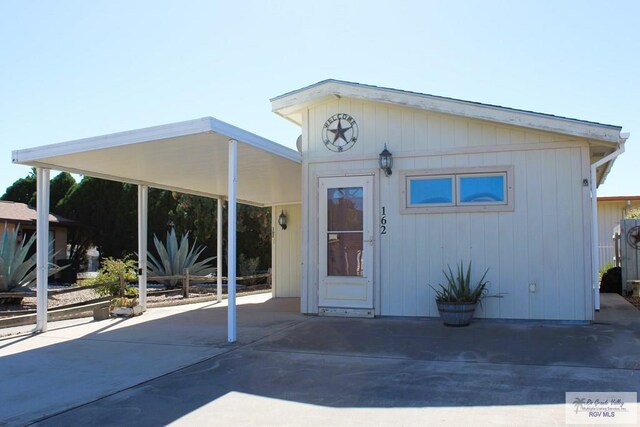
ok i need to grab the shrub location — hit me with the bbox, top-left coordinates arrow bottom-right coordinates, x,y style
598,261 -> 614,280
430,261 -> 489,303
626,208 -> 640,219
111,296 -> 139,309
238,254 -> 260,285
147,228 -> 215,289
0,225 -> 62,293
94,256 -> 138,297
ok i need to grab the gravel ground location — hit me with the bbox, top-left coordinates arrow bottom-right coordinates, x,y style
624,295 -> 640,310
0,284 -> 272,315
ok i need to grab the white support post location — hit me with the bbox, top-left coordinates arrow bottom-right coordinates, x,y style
228,139 -> 237,343
138,185 -> 148,310
217,197 -> 223,303
591,167 -> 600,311
35,168 -> 50,333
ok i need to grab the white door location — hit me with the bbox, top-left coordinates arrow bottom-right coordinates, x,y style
319,175 -> 374,310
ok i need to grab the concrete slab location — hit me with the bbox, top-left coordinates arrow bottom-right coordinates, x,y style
3,293 -> 640,426
0,293 -> 305,426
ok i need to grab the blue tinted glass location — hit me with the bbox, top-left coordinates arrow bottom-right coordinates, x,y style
410,178 -> 453,204
459,175 -> 505,203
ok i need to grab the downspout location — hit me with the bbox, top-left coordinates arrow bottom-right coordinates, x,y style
590,134 -> 628,311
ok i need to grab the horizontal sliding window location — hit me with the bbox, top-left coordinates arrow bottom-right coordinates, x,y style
458,174 -> 506,204
408,176 -> 453,206
401,166 -> 514,214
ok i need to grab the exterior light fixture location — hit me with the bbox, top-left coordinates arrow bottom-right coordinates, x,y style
278,210 -> 287,230
379,144 -> 393,177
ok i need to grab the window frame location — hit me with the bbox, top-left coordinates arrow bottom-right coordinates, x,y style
400,166 -> 514,214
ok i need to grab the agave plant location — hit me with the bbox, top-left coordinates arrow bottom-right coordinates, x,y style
0,225 -> 62,293
147,228 -> 215,288
431,261 -> 489,303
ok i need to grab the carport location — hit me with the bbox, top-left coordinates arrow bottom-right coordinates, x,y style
11,116 -> 302,342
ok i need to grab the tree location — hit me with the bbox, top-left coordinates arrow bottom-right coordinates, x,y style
3,170 -> 273,274
1,168 -> 36,205
50,172 -> 77,211
2,170 -> 77,211
56,177 -> 138,259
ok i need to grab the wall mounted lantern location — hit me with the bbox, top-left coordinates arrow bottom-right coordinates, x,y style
278,210 -> 287,230
379,144 -> 393,177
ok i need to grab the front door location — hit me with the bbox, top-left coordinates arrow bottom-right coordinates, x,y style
319,175 -> 374,311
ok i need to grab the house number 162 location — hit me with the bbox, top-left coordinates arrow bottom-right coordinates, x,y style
380,206 -> 387,235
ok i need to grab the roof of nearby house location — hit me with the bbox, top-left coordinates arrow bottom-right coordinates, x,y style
271,79 -> 626,144
0,201 -> 76,225
597,196 -> 640,202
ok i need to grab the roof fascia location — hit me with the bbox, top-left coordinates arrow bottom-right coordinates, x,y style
12,117 -> 301,165
272,80 -> 623,144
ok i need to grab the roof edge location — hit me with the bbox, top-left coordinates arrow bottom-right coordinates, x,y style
597,195 -> 640,202
12,116 -> 301,166
271,79 -> 624,143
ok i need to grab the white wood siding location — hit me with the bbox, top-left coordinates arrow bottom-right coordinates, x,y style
301,99 -> 594,321
272,204 -> 301,298
597,200 -> 640,269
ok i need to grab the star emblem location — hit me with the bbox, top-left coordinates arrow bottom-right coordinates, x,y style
627,226 -> 640,249
321,113 -> 358,152
328,119 -> 352,145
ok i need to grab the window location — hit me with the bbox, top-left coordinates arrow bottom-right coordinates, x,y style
401,166 -> 514,214
458,174 -> 506,204
408,176 -> 453,206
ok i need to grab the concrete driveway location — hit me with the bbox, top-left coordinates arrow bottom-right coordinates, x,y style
1,293 -> 639,426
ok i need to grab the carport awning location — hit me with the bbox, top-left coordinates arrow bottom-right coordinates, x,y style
11,117 -> 301,206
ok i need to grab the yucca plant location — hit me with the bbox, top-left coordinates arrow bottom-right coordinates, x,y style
0,225 -> 63,296
431,261 -> 489,303
147,228 -> 215,289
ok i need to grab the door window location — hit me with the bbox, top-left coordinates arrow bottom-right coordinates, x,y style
326,187 -> 364,276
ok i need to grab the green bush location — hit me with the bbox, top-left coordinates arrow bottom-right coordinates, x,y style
94,256 -> 138,297
147,228 -> 215,289
626,208 -> 640,219
599,261 -> 614,280
0,225 -> 62,293
430,261 -> 489,303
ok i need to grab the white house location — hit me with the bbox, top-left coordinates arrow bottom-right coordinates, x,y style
597,196 -> 640,269
270,80 -> 628,322
11,79 -> 629,339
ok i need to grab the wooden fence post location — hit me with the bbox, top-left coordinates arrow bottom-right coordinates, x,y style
119,272 -> 125,298
183,269 -> 190,298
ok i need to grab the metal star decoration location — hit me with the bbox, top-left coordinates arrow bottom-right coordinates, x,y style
328,119 -> 352,144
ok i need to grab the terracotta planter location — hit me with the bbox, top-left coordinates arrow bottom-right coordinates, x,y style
436,301 -> 478,326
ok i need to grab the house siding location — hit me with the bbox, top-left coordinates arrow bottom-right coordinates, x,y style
301,98 -> 593,321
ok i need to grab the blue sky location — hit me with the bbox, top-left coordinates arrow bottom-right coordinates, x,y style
1,0 -> 638,196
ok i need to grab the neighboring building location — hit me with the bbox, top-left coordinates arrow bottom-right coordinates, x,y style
597,196 -> 640,269
0,201 -> 73,266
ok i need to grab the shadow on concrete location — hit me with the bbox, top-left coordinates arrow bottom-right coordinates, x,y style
0,296 -> 304,426
3,294 -> 640,426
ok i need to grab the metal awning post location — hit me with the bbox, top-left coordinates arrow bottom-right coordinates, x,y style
138,185 -> 148,310
217,197 -> 223,303
227,139 -> 237,342
35,168 -> 50,333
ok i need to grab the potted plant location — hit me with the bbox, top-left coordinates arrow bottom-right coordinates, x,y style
110,296 -> 143,317
431,261 -> 489,327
